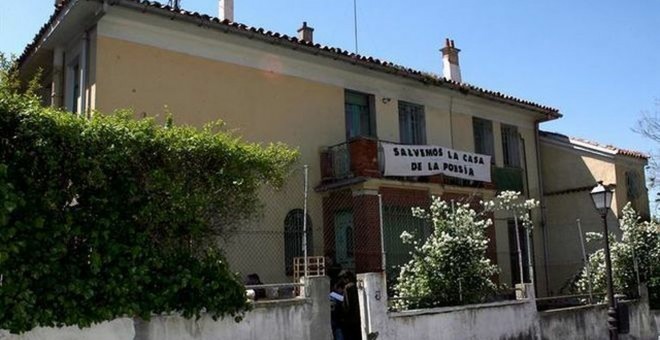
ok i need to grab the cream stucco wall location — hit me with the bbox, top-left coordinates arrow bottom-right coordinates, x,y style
95,35 -> 344,283
86,7 -> 552,286
540,137 -> 649,294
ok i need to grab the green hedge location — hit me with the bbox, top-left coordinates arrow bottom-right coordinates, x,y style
0,64 -> 297,333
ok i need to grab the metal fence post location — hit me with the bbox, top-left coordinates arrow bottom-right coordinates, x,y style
378,193 -> 386,273
303,165 -> 309,281
514,214 -> 524,285
576,218 -> 593,303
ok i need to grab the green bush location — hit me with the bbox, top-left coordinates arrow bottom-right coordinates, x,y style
392,199 -> 498,310
576,203 -> 660,303
392,191 -> 538,310
0,57 -> 298,333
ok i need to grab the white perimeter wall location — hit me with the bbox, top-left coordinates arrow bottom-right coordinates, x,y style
357,272 -> 540,340
539,301 -> 658,340
0,278 -> 332,340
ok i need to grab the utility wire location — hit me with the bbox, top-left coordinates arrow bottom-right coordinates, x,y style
353,0 -> 359,54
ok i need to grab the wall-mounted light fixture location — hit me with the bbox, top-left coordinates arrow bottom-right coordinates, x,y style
381,97 -> 392,104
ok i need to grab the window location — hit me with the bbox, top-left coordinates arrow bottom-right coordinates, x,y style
508,219 -> 530,284
345,90 -> 376,139
626,171 -> 642,202
501,124 -> 521,168
398,101 -> 426,144
284,209 -> 313,275
473,117 -> 495,162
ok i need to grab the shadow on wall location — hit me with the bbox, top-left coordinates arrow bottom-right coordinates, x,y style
541,134 -> 620,296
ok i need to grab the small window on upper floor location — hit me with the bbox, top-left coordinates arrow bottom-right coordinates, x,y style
398,101 -> 426,145
501,124 -> 521,168
345,90 -> 376,139
473,117 -> 495,163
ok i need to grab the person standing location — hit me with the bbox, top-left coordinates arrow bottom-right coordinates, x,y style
339,270 -> 361,340
329,281 -> 346,340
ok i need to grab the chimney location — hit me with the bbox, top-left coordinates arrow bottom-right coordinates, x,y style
55,0 -> 65,7
297,22 -> 314,43
219,0 -> 234,22
440,38 -> 462,83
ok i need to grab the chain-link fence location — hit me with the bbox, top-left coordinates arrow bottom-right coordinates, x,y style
218,165 -> 323,300
539,216 -> 642,310
219,164 -> 532,305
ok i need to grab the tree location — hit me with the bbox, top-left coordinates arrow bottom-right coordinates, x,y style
634,99 -> 660,214
0,54 -> 298,333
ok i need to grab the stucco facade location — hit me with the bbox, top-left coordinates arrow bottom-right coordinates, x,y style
20,1 -> 571,293
540,131 -> 649,294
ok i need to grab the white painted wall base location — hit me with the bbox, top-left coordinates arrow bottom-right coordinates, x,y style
0,277 -> 331,340
0,318 -> 135,340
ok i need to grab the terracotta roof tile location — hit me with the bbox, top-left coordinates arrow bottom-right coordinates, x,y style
540,131 -> 649,160
19,0 -> 561,117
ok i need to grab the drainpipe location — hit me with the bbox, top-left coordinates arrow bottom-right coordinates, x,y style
534,121 -> 551,296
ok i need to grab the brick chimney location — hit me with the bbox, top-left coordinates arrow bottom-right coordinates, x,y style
440,38 -> 462,83
219,0 -> 234,21
297,22 -> 314,43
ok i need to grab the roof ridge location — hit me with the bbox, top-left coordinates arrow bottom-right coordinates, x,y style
19,0 -> 562,116
540,130 -> 648,160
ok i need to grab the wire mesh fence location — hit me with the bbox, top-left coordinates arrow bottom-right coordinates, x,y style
218,164 -> 321,300
216,163 -> 547,306
540,217 -> 644,310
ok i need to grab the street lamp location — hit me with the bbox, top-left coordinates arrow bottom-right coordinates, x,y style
590,182 -> 618,340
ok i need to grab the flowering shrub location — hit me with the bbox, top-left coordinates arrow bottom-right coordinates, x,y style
392,191 -> 538,310
483,190 -> 539,229
576,203 -> 660,304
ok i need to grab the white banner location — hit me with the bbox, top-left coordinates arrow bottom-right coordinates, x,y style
381,143 -> 492,182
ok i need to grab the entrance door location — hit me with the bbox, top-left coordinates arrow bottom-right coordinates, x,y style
334,211 -> 355,270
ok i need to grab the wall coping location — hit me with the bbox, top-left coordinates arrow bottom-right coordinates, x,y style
389,299 -> 530,318
252,297 -> 309,309
539,299 -> 641,315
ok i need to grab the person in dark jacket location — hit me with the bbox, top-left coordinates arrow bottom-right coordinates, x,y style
338,270 -> 361,340
329,281 -> 346,340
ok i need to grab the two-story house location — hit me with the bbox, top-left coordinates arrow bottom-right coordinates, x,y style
539,131 -> 649,294
19,0 -> 566,294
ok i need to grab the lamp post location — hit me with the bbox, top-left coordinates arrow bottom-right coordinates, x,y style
590,182 -> 618,340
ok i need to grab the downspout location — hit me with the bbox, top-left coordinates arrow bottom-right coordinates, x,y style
534,120 -> 551,296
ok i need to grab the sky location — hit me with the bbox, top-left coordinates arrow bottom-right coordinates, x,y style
1,0 -> 659,208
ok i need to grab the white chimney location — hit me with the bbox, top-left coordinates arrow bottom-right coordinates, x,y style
219,0 -> 234,22
297,22 -> 314,43
440,38 -> 462,83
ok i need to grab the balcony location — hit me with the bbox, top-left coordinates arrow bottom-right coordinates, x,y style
319,137 -> 524,192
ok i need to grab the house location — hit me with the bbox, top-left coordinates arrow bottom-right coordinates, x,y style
539,131 -> 649,294
19,0 -> 568,295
